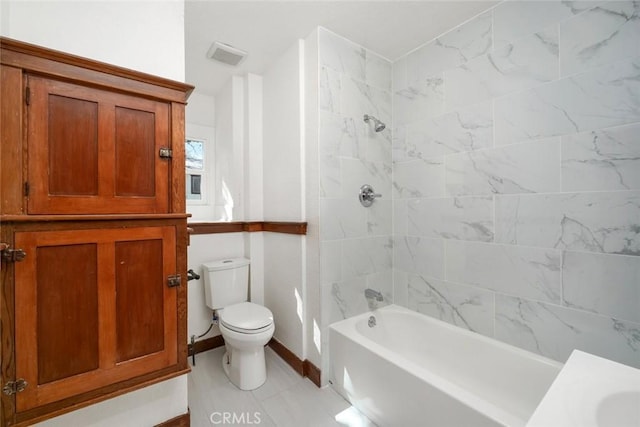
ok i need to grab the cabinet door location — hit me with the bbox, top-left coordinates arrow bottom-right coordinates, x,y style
14,226 -> 177,412
27,76 -> 170,214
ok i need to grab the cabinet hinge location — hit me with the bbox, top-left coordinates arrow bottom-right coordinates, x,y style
167,274 -> 181,288
1,247 -> 27,263
159,147 -> 173,159
24,182 -> 30,197
3,379 -> 27,396
25,87 -> 30,105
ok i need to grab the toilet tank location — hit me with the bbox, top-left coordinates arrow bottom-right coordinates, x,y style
202,258 -> 250,310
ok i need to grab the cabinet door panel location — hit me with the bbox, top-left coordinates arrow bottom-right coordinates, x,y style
15,226 -> 177,412
115,239 -> 164,361
115,107 -> 156,198
27,76 -> 170,214
48,95 -> 99,196
37,244 -> 99,384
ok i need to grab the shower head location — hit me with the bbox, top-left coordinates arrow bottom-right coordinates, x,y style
364,114 -> 386,132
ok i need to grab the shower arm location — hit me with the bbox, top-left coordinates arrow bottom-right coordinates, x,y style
363,114 -> 386,132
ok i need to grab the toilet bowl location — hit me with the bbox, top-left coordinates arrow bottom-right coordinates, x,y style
202,258 -> 275,390
218,302 -> 274,390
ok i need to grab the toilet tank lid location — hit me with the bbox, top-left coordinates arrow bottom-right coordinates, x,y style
202,257 -> 250,272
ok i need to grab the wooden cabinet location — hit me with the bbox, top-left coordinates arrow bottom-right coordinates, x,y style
27,76 -> 171,214
0,37 -> 193,426
14,225 -> 177,412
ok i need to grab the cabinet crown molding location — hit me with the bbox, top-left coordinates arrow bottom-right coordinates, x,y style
1,37 -> 194,103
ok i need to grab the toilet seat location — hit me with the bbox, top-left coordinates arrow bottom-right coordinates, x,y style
219,302 -> 273,334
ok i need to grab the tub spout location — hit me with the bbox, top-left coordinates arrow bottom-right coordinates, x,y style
365,288 -> 384,301
365,288 -> 384,310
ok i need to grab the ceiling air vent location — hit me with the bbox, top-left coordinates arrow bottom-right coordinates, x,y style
206,41 -> 247,66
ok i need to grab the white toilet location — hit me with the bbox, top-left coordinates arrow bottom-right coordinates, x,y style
202,258 -> 274,390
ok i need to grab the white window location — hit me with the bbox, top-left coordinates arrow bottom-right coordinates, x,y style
185,137 -> 206,203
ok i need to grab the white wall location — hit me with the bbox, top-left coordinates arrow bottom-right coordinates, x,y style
2,1 -> 189,425
186,92 -> 216,221
187,91 -> 216,126
244,74 -> 264,222
303,29 -> 322,372
213,81 -> 233,221
262,40 -> 307,358
0,2 -> 9,35
1,1 -> 184,81
213,77 -> 246,222
263,234 -> 305,357
242,73 -> 265,305
263,40 -> 305,221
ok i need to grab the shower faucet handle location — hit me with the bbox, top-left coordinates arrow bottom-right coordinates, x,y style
359,184 -> 382,207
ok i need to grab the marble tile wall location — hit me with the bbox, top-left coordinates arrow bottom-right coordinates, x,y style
316,28 -> 394,326
392,0 -> 640,368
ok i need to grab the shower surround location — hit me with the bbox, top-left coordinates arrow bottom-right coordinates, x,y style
320,0 -> 640,372
391,0 -> 640,368
316,28 -> 394,323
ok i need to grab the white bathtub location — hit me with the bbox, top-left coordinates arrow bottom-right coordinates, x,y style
329,305 -> 562,427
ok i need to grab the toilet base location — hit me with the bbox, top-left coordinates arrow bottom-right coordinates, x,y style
222,348 -> 267,391
219,319 -> 274,391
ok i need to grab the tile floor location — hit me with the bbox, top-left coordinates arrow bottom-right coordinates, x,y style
188,347 -> 375,427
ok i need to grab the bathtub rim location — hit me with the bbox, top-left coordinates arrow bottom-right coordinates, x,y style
329,304 -> 563,427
